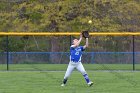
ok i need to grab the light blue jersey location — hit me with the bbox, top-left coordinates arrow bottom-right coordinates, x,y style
70,46 -> 85,62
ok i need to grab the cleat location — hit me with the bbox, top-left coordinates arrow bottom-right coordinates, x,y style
61,84 -> 65,87
88,81 -> 93,86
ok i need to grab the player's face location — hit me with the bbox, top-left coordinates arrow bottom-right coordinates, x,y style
72,39 -> 78,45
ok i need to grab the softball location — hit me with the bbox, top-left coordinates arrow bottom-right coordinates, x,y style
88,20 -> 92,24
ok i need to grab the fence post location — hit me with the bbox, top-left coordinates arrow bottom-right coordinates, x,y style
6,36 -> 9,71
132,35 -> 135,71
91,42 -> 94,64
70,35 -> 72,46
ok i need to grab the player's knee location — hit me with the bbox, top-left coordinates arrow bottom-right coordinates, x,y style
81,71 -> 87,75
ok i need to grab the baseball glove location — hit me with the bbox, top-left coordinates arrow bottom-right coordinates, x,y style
82,31 -> 90,38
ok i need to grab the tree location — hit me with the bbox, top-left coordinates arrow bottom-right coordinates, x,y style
0,0 -> 140,53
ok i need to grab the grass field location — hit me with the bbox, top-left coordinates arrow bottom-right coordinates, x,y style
0,71 -> 140,93
0,64 -> 140,93
0,64 -> 140,71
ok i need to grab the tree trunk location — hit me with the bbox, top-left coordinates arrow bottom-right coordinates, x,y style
50,37 -> 61,64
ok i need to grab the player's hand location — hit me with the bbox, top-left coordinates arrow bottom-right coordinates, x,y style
80,33 -> 83,39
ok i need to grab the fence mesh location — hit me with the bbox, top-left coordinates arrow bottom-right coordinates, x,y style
0,35 -> 140,71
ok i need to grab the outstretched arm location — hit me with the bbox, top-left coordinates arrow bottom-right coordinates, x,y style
71,34 -> 82,47
83,38 -> 88,49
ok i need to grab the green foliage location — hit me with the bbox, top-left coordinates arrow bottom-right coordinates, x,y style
0,0 -> 140,52
0,0 -> 140,32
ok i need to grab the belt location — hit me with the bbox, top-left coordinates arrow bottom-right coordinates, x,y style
71,61 -> 81,63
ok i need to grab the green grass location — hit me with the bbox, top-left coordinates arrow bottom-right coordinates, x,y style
0,71 -> 140,93
0,64 -> 140,71
0,64 -> 139,93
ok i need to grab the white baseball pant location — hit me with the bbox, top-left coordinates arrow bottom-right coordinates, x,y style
64,61 -> 87,79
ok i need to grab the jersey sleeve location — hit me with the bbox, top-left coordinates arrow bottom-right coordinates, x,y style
80,46 -> 85,51
70,46 -> 75,50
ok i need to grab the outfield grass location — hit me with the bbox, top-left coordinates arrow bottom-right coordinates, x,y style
0,64 -> 140,71
0,71 -> 140,93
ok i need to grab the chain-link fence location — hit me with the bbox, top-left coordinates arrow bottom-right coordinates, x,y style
0,35 -> 140,71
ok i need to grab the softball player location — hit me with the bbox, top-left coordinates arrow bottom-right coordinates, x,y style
61,33 -> 93,86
